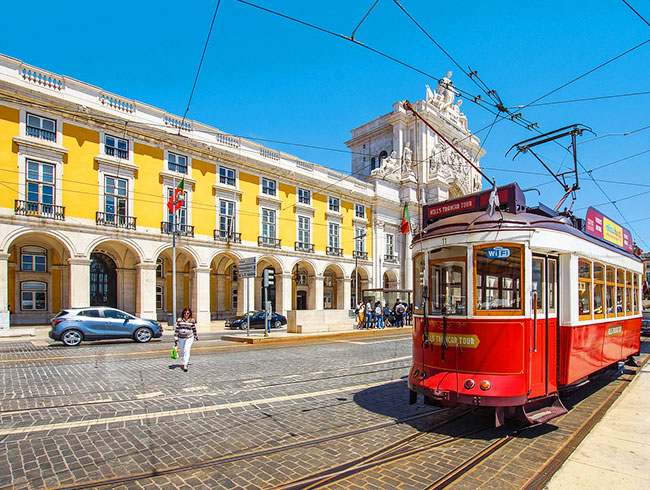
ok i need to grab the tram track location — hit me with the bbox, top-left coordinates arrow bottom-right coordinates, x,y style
41,407 -> 468,490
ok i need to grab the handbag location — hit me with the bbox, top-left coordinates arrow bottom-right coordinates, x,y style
170,345 -> 178,359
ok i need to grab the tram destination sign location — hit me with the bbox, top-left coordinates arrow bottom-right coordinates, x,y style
584,207 -> 633,253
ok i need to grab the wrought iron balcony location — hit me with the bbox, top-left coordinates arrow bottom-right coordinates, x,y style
353,250 -> 368,260
258,236 -> 281,248
384,254 -> 398,263
326,246 -> 343,257
294,242 -> 314,253
105,146 -> 129,159
26,126 -> 56,142
96,212 -> 136,230
15,200 -> 65,221
214,229 -> 242,243
161,221 -> 194,237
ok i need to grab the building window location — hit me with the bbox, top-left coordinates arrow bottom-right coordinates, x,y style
328,197 -> 340,213
355,204 -> 365,219
262,178 -> 276,196
156,258 -> 165,278
167,187 -> 187,225
386,234 -> 395,257
21,246 -> 47,272
26,160 -> 55,210
21,281 -> 47,310
105,135 -> 129,159
231,265 -> 238,282
262,208 -> 276,238
168,152 -> 188,174
219,166 -> 235,186
298,188 -> 311,205
26,114 -> 56,142
156,285 -> 164,310
578,259 -> 592,320
355,227 -> 365,252
105,176 -> 128,222
370,157 -> 376,170
328,222 -> 340,249
219,199 -> 235,234
298,216 -> 310,244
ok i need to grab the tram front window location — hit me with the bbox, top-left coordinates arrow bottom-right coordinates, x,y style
429,247 -> 466,316
475,244 -> 522,312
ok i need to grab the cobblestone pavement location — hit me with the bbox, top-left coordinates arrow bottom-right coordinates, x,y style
0,334 -> 647,490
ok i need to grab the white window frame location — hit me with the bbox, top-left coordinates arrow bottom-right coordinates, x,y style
219,199 -> 236,234
328,196 -> 340,213
386,233 -> 395,257
355,227 -> 365,252
21,246 -> 47,272
104,134 -> 129,160
297,215 -> 311,245
328,222 -> 340,249
21,281 -> 47,311
261,207 -> 277,239
262,177 -> 277,197
26,113 -> 57,142
156,285 -> 164,310
167,151 -> 189,175
104,175 -> 129,219
355,204 -> 365,219
219,166 -> 236,186
25,159 -> 56,208
298,188 -> 311,205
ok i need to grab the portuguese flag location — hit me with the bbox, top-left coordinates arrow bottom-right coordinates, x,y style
400,202 -> 410,234
167,178 -> 185,213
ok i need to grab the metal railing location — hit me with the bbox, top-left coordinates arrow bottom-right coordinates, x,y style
105,146 -> 129,159
384,254 -> 398,263
15,200 -> 65,220
353,250 -> 368,260
294,242 -> 315,253
96,212 -> 136,230
326,246 -> 343,256
214,230 -> 242,243
161,222 -> 194,237
26,126 -> 56,142
258,236 -> 281,248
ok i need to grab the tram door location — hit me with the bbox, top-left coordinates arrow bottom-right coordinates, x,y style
530,256 -> 558,398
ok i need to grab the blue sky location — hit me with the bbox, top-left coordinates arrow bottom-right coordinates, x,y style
2,1 -> 649,248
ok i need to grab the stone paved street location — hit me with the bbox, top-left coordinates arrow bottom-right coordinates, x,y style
0,333 -> 647,490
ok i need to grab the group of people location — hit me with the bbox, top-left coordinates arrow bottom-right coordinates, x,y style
355,299 -> 411,329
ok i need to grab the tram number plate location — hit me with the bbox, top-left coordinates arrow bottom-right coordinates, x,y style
426,333 -> 480,348
607,325 -> 622,336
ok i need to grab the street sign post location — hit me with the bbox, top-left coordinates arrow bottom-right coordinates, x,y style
238,258 -> 257,335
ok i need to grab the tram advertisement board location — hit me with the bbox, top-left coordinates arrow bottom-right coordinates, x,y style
584,207 -> 633,253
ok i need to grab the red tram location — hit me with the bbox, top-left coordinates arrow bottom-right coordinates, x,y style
408,183 -> 643,425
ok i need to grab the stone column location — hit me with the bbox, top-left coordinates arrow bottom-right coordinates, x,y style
0,253 -> 9,328
238,276 -> 255,316
254,276 -> 263,311
68,258 -> 91,308
192,266 -> 211,327
314,275 -> 324,310
341,277 -> 352,310
277,273 -> 292,316
215,273 -> 226,316
136,263 -> 157,320
374,220 -> 385,290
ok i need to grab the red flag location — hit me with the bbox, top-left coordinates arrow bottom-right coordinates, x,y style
400,202 -> 410,234
167,178 -> 185,213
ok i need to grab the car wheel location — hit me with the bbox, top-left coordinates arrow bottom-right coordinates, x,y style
273,320 -> 282,328
239,324 -> 247,330
134,327 -> 153,343
62,329 -> 83,347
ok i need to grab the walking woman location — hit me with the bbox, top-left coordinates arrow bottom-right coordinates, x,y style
174,307 -> 198,372
356,301 -> 365,329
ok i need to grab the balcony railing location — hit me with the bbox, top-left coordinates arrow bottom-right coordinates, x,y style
161,222 -> 194,237
214,229 -> 242,243
384,254 -> 398,263
105,146 -> 129,159
96,212 -> 136,230
353,250 -> 368,260
258,236 -> 281,248
15,200 -> 65,221
295,242 -> 315,253
26,126 -> 55,142
326,246 -> 343,257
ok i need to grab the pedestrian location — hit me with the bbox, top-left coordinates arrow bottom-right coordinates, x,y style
383,303 -> 392,327
374,301 -> 384,329
175,307 -> 198,372
356,301 -> 365,329
395,300 -> 406,327
365,300 -> 373,329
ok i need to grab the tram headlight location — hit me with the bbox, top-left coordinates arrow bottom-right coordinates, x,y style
412,369 -> 419,378
464,379 -> 475,389
479,380 -> 491,391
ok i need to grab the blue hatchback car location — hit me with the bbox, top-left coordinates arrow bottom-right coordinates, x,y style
50,307 -> 163,346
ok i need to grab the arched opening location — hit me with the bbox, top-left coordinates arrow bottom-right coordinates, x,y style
90,252 -> 117,307
209,253 -> 239,319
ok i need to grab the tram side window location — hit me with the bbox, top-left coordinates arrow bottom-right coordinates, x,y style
548,259 -> 557,314
633,274 -> 640,314
413,253 -> 426,312
593,263 -> 604,319
605,266 -> 616,318
578,259 -> 592,320
626,271 -> 633,316
475,244 -> 522,313
532,259 -> 544,311
616,269 -> 625,316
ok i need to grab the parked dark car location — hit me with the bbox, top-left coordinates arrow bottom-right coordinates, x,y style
225,311 -> 287,330
49,307 -> 163,346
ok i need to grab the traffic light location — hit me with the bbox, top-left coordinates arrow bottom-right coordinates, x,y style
263,268 -> 275,287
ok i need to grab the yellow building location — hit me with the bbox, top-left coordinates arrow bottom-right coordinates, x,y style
0,55 -> 482,330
